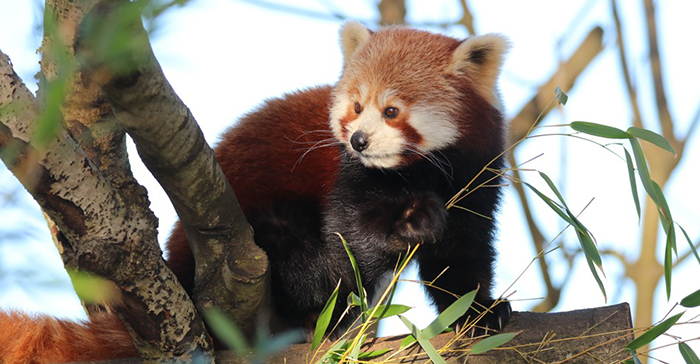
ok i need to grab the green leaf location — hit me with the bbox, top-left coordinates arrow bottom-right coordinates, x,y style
524,180 -> 606,298
532,175 -> 602,268
422,289 -> 477,339
630,351 -> 643,364
571,121 -> 632,139
629,139 -> 656,206
573,220 -> 602,268
470,332 -> 516,354
584,252 -> 608,302
651,181 -> 674,231
254,329 -> 304,361
348,334 -> 365,360
369,304 -> 412,319
400,333 -> 418,349
555,86 -> 568,105
626,312 -> 684,351
539,171 -> 568,209
337,233 -> 367,322
626,126 -> 676,155
203,308 -> 249,356
347,292 -> 361,308
623,148 -> 641,220
358,348 -> 392,359
316,338 -> 348,363
680,289 -> 700,308
399,316 -> 447,364
66,269 -> 117,304
678,224 -> 700,265
311,279 -> 341,350
523,182 -> 574,225
664,230 -> 674,300
679,342 -> 700,364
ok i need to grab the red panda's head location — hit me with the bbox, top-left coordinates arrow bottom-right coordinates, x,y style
330,21 -> 509,169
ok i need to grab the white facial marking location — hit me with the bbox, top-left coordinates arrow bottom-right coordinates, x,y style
407,105 -> 459,151
331,85 -> 464,169
345,106 -> 405,168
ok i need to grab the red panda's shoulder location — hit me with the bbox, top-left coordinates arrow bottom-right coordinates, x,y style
214,85 -> 339,214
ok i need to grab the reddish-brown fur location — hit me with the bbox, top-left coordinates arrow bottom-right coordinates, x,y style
166,85 -> 338,291
0,86 -> 337,363
0,23 -> 509,361
0,311 -> 137,363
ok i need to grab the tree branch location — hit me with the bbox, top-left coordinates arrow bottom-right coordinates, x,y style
505,27 -> 604,311
77,0 -> 268,336
378,0 -> 406,25
507,155 -> 561,312
508,27 -> 604,145
1,45 -> 211,360
457,0 -> 475,35
610,0 -> 644,129
90,304 -> 636,363
643,0 -> 678,150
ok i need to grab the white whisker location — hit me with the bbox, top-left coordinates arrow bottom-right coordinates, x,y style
292,139 -> 344,172
404,144 -> 454,183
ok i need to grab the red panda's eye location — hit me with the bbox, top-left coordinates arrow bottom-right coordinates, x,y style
383,107 -> 399,119
354,102 -> 362,114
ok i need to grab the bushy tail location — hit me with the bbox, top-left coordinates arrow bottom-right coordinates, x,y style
0,310 -> 137,363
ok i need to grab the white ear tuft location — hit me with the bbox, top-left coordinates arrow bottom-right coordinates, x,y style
339,21 -> 372,68
450,34 -> 510,104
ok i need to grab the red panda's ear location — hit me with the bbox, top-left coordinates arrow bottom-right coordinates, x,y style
450,34 -> 510,105
340,21 -> 372,68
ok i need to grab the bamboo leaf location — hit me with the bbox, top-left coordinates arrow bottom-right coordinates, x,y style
470,332 -> 516,354
348,334 -> 365,360
203,309 -> 248,356
571,121 -> 632,139
337,233 -> 367,321
651,181 -> 674,233
679,342 -> 700,364
665,231 -> 674,299
316,338 -> 348,363
523,182 -> 575,225
524,181 -> 605,297
358,348 -> 392,359
555,86 -> 568,105
629,138 -> 653,195
539,171 -> 568,209
399,315 -> 421,339
347,292 -> 361,308
369,304 -> 412,319
399,316 -> 447,364
311,279 -> 341,350
626,126 -> 676,155
680,289 -> 700,308
623,148 -> 641,220
678,224 -> 700,265
630,351 -> 643,364
573,218 -> 602,268
66,269 -> 118,304
626,312 -> 684,351
422,289 -> 477,339
255,330 -> 304,361
585,253 -> 607,302
400,334 -> 417,349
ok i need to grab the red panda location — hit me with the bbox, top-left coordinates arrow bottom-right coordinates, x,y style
0,22 -> 510,362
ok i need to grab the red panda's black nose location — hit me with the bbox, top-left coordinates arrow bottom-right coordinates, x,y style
350,131 -> 369,152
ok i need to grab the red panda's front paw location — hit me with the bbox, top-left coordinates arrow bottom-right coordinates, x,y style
393,194 -> 447,244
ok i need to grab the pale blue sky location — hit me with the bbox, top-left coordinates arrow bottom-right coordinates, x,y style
0,0 -> 698,361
